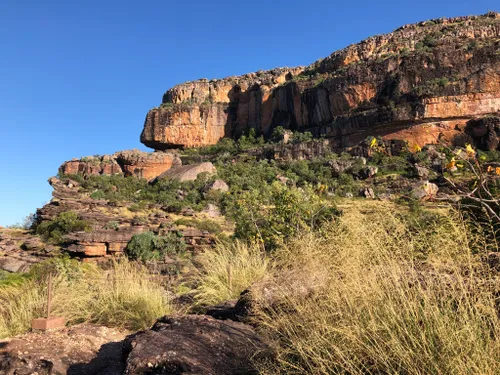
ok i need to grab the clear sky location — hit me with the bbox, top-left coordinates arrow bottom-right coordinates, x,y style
0,0 -> 498,225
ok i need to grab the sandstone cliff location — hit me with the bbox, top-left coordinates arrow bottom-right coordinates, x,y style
141,12 -> 500,150
59,149 -> 181,181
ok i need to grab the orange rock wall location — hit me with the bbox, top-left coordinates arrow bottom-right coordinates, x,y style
60,150 -> 181,181
141,13 -> 500,150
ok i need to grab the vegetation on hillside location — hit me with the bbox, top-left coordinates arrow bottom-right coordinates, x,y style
251,201 -> 500,375
4,134 -> 498,373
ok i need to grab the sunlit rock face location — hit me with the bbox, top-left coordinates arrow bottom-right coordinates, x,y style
59,149 -> 181,181
141,12 -> 500,150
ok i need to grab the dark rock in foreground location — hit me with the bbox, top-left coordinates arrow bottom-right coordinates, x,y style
123,315 -> 271,375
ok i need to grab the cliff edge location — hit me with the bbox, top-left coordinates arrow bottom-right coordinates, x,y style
141,12 -> 500,150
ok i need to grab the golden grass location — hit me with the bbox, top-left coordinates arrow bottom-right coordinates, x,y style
191,240 -> 268,306
253,200 -> 500,375
0,259 -> 172,339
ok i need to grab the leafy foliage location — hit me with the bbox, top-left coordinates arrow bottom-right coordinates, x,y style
125,231 -> 186,262
224,182 -> 340,249
35,211 -> 90,244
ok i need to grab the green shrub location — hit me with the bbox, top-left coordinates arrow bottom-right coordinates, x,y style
90,190 -> 106,200
224,182 -> 340,250
104,220 -> 120,230
125,231 -> 186,262
291,131 -> 313,144
35,211 -> 90,244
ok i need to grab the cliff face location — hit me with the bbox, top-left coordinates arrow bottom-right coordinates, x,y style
141,12 -> 500,150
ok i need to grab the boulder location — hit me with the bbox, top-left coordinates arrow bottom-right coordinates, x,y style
411,181 -> 439,200
414,164 -> 430,179
158,162 -> 216,182
361,187 -> 376,199
328,159 -> 355,176
275,175 -> 291,185
202,203 -> 222,218
123,315 -> 271,375
22,237 -> 44,251
204,179 -> 229,193
115,150 -> 182,180
0,257 -> 33,273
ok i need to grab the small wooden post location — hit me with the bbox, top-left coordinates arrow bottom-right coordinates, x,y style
32,273 -> 65,331
46,273 -> 53,318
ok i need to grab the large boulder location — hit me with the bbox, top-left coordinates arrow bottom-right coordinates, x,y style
123,315 -> 271,375
158,162 -> 216,182
115,150 -> 182,180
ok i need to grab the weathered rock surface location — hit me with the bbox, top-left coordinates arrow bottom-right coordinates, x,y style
465,115 -> 500,150
411,181 -> 440,200
204,179 -> 229,193
59,149 -> 181,181
142,13 -> 500,150
0,229 -> 53,273
158,162 -> 216,181
123,315 -> 271,375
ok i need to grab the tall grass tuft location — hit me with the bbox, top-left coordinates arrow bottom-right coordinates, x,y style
0,259 -> 172,339
192,240 -> 268,306
254,200 -> 500,375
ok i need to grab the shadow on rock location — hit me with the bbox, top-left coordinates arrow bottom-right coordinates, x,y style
67,341 -> 125,375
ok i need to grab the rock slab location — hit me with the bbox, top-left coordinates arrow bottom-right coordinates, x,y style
123,315 -> 271,375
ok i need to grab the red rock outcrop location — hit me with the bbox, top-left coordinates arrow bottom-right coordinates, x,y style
59,149 -> 181,181
141,12 -> 500,150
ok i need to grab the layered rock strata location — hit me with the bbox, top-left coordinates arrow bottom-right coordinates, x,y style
142,12 -> 500,150
59,149 -> 181,181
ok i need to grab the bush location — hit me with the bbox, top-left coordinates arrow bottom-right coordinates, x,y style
35,211 -> 90,244
125,231 -> 186,262
253,200 -> 500,375
190,241 -> 268,306
224,182 -> 340,249
0,259 -> 172,338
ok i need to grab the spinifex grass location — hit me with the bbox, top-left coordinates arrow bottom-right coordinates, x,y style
254,200 -> 500,375
0,259 -> 172,338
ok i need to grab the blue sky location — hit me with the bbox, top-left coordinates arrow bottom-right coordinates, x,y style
0,0 -> 497,225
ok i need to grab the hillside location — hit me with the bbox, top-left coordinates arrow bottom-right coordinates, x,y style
1,12 -> 500,375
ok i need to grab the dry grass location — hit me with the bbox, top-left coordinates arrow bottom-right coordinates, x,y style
253,200 -> 500,375
0,259 -> 172,339
191,240 -> 268,306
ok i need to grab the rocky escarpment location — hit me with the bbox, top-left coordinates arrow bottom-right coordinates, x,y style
60,149 -> 181,181
142,12 -> 500,150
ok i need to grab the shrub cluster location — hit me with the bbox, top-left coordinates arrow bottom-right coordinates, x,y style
35,211 -> 90,244
125,231 -> 186,262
